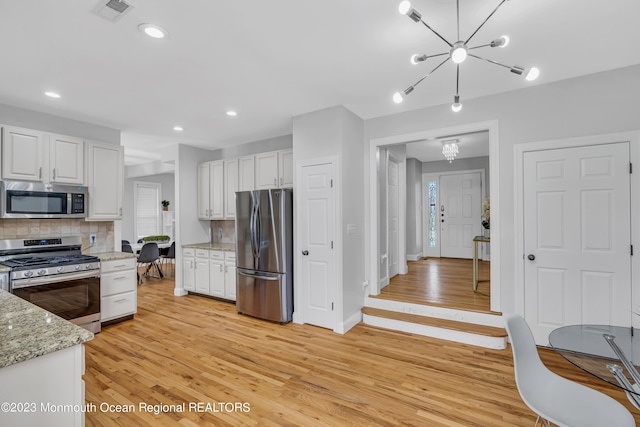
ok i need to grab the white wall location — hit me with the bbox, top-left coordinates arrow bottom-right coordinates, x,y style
122,173 -> 175,243
293,105 -> 365,332
364,64 -> 640,314
173,144 -> 215,295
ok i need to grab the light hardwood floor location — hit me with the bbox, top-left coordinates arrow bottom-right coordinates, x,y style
372,257 -> 493,313
83,276 -> 640,426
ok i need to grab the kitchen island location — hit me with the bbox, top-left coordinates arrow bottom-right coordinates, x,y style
0,290 -> 93,427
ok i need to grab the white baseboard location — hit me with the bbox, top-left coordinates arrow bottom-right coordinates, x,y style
336,310 -> 362,334
407,252 -> 423,261
174,287 -> 187,296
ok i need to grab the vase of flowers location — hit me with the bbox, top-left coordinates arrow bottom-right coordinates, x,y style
481,197 -> 490,237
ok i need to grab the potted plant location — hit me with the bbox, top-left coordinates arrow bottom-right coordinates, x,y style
142,235 -> 171,243
161,200 -> 170,211
481,197 -> 490,237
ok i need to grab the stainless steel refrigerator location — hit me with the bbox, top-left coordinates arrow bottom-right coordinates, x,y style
235,189 -> 293,323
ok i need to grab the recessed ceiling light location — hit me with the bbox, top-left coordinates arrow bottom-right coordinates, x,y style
173,126 -> 183,131
44,91 -> 61,98
226,110 -> 237,117
138,23 -> 168,39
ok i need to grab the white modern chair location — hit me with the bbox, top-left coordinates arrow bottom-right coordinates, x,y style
504,314 -> 635,427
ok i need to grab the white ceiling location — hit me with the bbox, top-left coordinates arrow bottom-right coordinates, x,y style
1,0 -> 639,160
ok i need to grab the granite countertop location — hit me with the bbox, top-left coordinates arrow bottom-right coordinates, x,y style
95,252 -> 137,261
182,242 -> 236,252
0,265 -> 11,274
0,290 -> 93,369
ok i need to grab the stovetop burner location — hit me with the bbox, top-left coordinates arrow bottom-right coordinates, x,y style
3,254 -> 100,270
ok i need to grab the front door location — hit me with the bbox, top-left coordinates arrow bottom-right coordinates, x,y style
440,172 -> 482,259
523,142 -> 632,344
299,162 -> 336,330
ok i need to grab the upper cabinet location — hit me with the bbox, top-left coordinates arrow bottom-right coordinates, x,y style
224,158 -> 238,219
238,155 -> 255,192
1,125 -> 85,185
198,161 -> 224,220
49,134 -> 84,184
1,126 -> 45,182
85,141 -> 123,220
255,149 -> 292,190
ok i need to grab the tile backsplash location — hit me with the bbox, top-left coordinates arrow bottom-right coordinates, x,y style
210,220 -> 236,243
0,219 -> 115,253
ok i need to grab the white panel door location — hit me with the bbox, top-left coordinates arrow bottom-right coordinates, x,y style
387,158 -> 400,278
209,260 -> 225,298
299,162 -> 335,329
278,149 -> 293,188
523,142 -> 631,344
440,173 -> 481,258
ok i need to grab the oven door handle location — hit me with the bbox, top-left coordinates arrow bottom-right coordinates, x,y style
11,270 -> 100,289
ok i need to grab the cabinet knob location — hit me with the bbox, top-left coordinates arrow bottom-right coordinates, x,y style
273,178 -> 277,186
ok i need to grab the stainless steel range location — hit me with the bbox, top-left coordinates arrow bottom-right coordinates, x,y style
0,236 -> 101,333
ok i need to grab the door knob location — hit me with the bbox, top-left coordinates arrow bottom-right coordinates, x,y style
302,250 -> 309,256
527,254 -> 535,261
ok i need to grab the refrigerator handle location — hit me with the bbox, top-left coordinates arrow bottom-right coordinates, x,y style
237,270 -> 280,281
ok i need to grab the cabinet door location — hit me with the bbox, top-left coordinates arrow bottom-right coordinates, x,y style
50,134 -> 84,184
194,257 -> 210,294
1,126 -> 45,182
224,158 -> 238,219
197,162 -> 211,219
209,161 -> 224,219
86,141 -> 123,220
238,155 -> 255,191
183,258 -> 195,291
224,263 -> 237,301
209,260 -> 225,298
278,149 -> 293,188
255,152 -> 278,189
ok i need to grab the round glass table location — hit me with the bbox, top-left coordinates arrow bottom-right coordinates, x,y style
549,324 -> 640,396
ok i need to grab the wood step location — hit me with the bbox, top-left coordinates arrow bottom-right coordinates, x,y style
362,307 -> 507,338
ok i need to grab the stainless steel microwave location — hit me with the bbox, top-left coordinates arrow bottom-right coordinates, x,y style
0,181 -> 87,219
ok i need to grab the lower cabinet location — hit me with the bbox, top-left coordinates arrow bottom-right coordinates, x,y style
101,257 -> 137,323
182,247 -> 236,301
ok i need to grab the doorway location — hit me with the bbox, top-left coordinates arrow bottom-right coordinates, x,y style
368,120 -> 501,312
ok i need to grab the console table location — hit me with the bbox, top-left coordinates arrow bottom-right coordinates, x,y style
472,235 -> 490,295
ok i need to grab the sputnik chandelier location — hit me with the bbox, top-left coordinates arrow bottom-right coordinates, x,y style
393,0 -> 540,112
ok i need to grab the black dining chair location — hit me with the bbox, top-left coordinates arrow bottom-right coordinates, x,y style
160,242 -> 176,277
122,243 -> 133,253
136,242 -> 163,284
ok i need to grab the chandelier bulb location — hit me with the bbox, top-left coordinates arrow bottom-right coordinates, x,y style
491,35 -> 510,48
399,1 -> 411,15
410,54 -> 428,65
525,67 -> 540,81
393,92 -> 404,104
450,41 -> 468,64
451,95 -> 462,112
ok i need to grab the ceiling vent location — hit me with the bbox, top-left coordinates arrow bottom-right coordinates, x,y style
93,0 -> 134,23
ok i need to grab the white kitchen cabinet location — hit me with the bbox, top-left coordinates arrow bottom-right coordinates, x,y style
255,149 -> 293,189
198,161 -> 224,220
194,249 -> 211,294
225,251 -> 237,300
183,248 -> 196,292
1,125 -> 45,182
238,155 -> 255,191
278,149 -> 293,188
1,126 -> 85,185
197,162 -> 211,219
224,158 -> 238,219
49,133 -> 84,184
255,151 -> 278,190
86,140 -> 123,220
100,257 -> 137,324
209,256 -> 225,298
